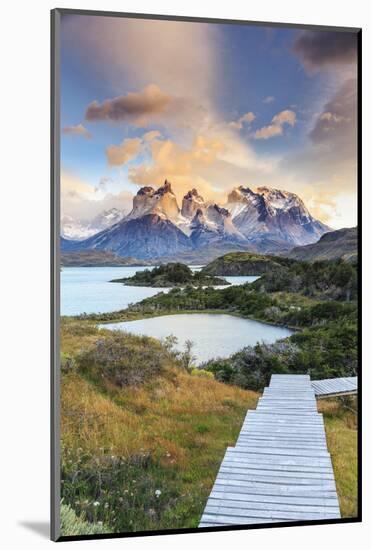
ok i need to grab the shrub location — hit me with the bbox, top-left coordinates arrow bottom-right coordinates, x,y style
60,503 -> 109,536
61,353 -> 76,373
77,332 -> 165,387
190,368 -> 214,379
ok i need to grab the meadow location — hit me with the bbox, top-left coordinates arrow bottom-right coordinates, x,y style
60,318 -> 357,535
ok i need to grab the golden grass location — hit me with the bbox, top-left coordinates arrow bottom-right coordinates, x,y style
318,397 -> 358,518
62,367 -> 257,469
60,319 -> 358,529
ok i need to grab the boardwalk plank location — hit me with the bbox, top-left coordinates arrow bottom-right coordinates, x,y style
199,375 -> 341,527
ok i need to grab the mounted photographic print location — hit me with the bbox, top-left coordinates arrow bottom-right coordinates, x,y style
51,8 -> 361,541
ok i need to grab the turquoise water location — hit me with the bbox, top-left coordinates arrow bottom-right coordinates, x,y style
100,313 -> 293,364
60,267 -> 259,316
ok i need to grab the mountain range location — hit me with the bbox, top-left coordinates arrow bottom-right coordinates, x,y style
61,180 -> 330,260
61,208 -> 125,240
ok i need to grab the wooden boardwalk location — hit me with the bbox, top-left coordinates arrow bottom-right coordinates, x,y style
312,376 -> 357,398
199,374 -> 341,527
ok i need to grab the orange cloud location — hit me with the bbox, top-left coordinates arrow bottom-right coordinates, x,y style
106,137 -> 142,166
229,111 -> 256,130
254,109 -> 296,139
62,123 -> 91,139
86,85 -> 171,126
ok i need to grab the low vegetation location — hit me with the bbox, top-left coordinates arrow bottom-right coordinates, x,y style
60,503 -> 109,536
252,258 -> 357,300
201,251 -> 294,276
61,255 -> 358,532
319,397 -> 358,518
61,320 -> 258,534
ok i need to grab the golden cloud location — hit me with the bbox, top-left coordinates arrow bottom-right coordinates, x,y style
61,171 -> 133,220
229,111 -> 256,130
254,109 -> 296,140
62,123 -> 91,139
106,137 -> 142,166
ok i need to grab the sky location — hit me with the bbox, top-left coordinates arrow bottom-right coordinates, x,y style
60,14 -> 358,228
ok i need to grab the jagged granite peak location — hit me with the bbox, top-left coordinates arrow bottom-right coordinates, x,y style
227,184 -> 330,246
129,180 -> 180,222
181,188 -> 205,218
190,205 -> 245,247
227,186 -> 256,203
62,180 -> 331,259
137,186 -> 155,196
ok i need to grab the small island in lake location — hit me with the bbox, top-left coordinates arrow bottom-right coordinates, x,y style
201,251 -> 293,276
110,262 -> 230,287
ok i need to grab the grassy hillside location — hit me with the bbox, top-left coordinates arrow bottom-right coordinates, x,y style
319,397 -> 358,518
60,319 -> 258,535
60,319 -> 358,534
288,227 -> 357,263
201,251 -> 293,276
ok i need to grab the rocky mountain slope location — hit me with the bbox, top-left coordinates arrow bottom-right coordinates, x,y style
226,186 -> 329,248
61,180 -> 330,260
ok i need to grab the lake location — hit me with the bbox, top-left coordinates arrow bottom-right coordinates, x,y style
100,313 -> 293,364
60,267 -> 259,316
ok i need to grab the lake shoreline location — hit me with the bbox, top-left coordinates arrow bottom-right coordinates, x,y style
64,306 -> 300,333
98,312 -> 294,364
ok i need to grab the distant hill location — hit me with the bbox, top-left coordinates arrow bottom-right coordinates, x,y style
61,251 -> 149,267
288,227 -> 357,263
201,251 -> 294,276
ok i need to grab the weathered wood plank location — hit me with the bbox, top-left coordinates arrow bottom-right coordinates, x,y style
199,374 -> 341,527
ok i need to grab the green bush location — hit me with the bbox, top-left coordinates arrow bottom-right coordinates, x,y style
60,503 -> 109,536
190,368 -> 214,379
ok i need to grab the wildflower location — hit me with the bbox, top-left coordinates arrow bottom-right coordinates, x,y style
93,501 -> 100,507
104,503 -> 109,509
155,489 -> 162,498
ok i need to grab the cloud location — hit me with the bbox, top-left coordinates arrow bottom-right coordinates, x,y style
293,30 -> 357,71
229,112 -> 256,130
62,15 -> 219,102
254,109 -> 296,140
127,129 -> 275,201
106,137 -> 142,166
143,130 -> 161,142
86,85 -> 171,125
128,134 -> 226,198
61,171 -> 133,220
272,110 -> 296,126
62,123 -> 91,139
263,96 -> 275,104
309,79 -> 356,150
95,177 -> 113,193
